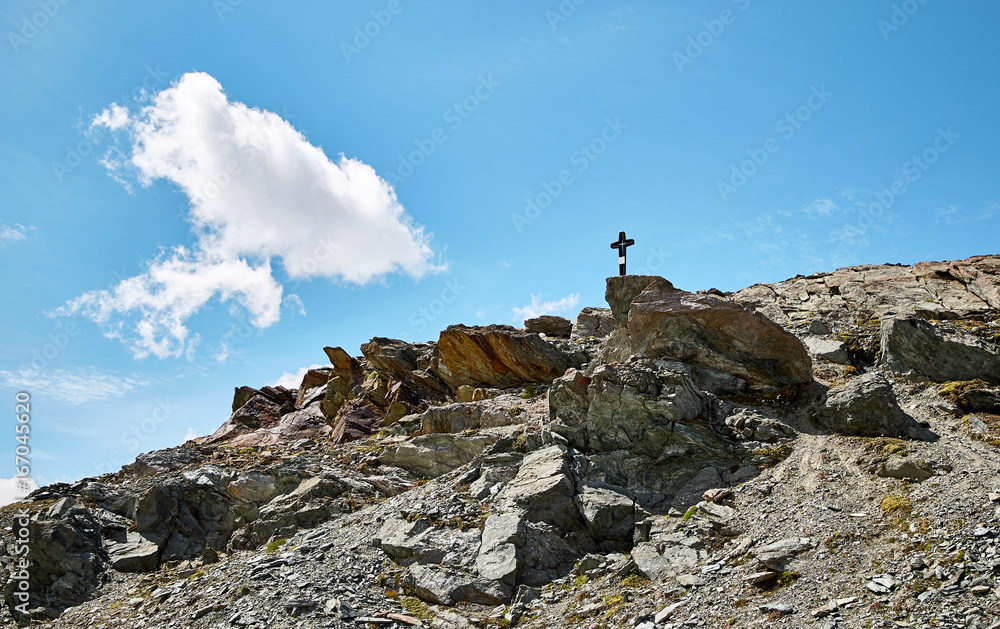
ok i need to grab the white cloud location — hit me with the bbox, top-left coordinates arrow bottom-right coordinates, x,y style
803,198 -> 837,216
513,293 -> 580,323
0,221 -> 28,246
61,71 -> 442,359
0,367 -> 150,405
183,427 -> 200,442
0,476 -> 38,508
273,363 -> 326,390
92,103 -> 129,130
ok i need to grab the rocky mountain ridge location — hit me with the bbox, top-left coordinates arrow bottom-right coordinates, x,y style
3,254 -> 1000,628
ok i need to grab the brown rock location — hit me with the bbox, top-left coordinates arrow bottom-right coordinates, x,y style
524,315 -> 572,338
360,338 -> 449,404
605,285 -> 813,392
294,368 -> 332,408
605,275 -> 678,324
437,324 -> 579,389
331,400 -> 380,445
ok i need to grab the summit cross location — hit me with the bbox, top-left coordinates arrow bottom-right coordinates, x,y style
610,231 -> 634,276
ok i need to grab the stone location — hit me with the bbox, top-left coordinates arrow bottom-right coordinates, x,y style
670,468 -> 722,511
804,337 -> 850,364
880,316 -> 1000,384
106,531 -> 160,572
759,603 -> 793,615
403,564 -> 509,606
524,315 -> 572,338
632,542 -> 700,581
204,391 -> 294,445
129,446 -> 204,476
809,319 -> 831,334
437,324 -> 580,389
549,361 -> 735,502
294,367 -> 332,408
2,499 -> 106,622
571,306 -> 618,340
603,280 -> 813,392
876,456 -> 935,482
605,275 -> 679,324
133,481 -> 235,562
814,372 -> 934,440
745,570 -> 778,584
380,433 -> 491,478
475,513 -> 521,586
360,338 -> 448,403
377,517 -> 481,569
227,472 -> 276,503
702,488 -> 732,503
654,601 -> 683,623
329,400 -> 379,445
418,398 -> 524,434
228,404 -> 332,447
754,537 -> 814,571
496,446 -> 582,532
573,484 -> 635,547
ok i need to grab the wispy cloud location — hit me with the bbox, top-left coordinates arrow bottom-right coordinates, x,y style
0,221 -> 30,246
0,367 -> 151,405
513,293 -> 580,323
272,363 -> 326,390
934,203 -> 999,225
803,198 -> 837,216
58,71 -> 444,359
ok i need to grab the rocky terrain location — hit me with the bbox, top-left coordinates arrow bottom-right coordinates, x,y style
3,254 -> 1000,629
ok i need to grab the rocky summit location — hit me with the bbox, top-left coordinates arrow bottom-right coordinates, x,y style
4,254 -> 1000,629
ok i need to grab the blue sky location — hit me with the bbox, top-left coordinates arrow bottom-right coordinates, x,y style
1,1 -> 998,500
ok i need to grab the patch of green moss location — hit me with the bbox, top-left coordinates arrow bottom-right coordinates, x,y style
264,538 -> 287,553
880,495 -> 912,516
682,505 -> 698,521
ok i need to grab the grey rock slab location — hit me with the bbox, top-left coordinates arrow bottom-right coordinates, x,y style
880,316 -> 1000,384
876,456 -> 935,481
227,472 -> 276,503
380,433 -> 491,478
804,337 -> 850,364
573,484 -> 635,544
106,531 -> 161,573
571,306 -> 618,340
814,372 -> 935,440
632,542 -> 701,582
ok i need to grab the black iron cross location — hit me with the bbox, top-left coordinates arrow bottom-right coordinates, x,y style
610,231 -> 634,276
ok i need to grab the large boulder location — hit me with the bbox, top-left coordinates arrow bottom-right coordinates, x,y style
380,433 -> 491,478
605,275 -> 678,324
547,359 -> 735,505
360,338 -> 449,405
475,446 -> 596,587
3,499 -> 106,622
571,306 -> 618,340
105,532 -> 160,573
879,316 -> 1000,384
524,315 -> 572,338
813,372 -> 934,440
437,325 -> 580,389
602,279 -> 813,392
203,387 -> 296,445
132,480 -> 236,562
227,404 -> 332,448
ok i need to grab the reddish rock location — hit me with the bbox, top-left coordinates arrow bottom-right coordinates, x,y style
437,324 -> 580,389
330,400 -> 381,445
